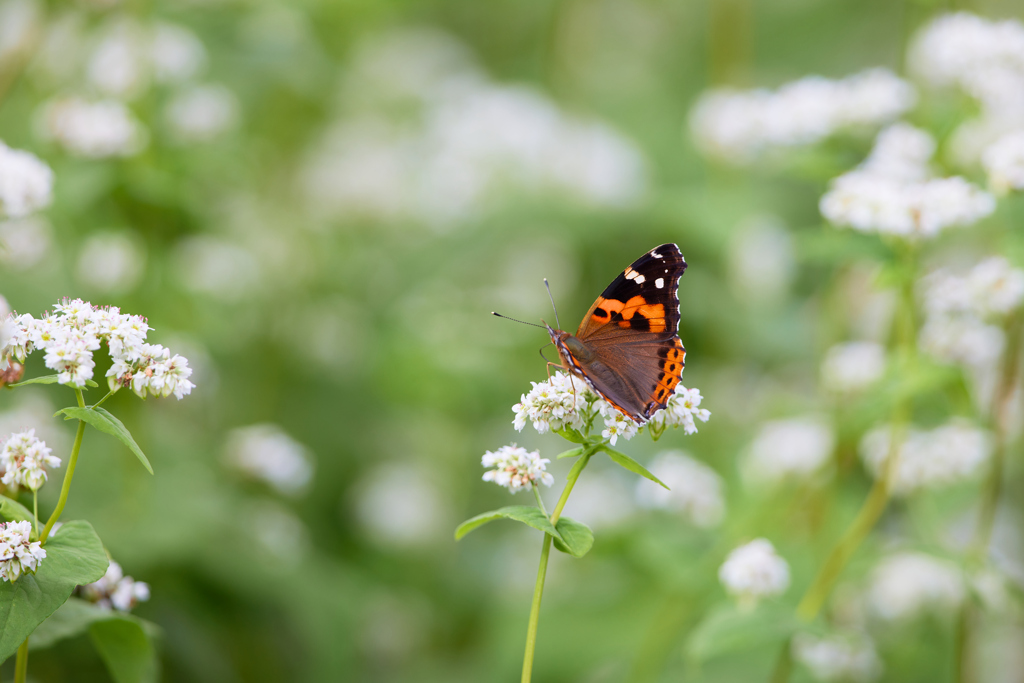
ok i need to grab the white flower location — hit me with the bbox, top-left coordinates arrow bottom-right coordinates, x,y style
86,20 -> 148,98
907,13 -> 1024,93
38,97 -> 147,158
647,386 -> 711,435
922,257 -> 1024,319
744,416 -> 835,485
0,216 -> 52,270
792,633 -> 882,683
78,561 -> 150,612
867,552 -> 964,620
859,420 -> 992,495
858,123 -> 936,182
919,315 -> 1004,368
76,232 -> 145,294
598,402 -> 640,446
821,342 -> 887,394
636,451 -> 725,528
0,429 -> 60,491
727,215 -> 795,306
0,141 -> 54,218
0,520 -> 46,582
150,22 -> 206,84
223,424 -> 314,496
512,371 -> 593,435
481,444 -> 553,493
689,69 -> 916,163
165,84 -> 238,143
982,129 -> 1024,194
354,464 -> 449,547
719,538 -> 790,607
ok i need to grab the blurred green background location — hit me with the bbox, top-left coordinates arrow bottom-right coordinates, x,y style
2,0 -> 1024,681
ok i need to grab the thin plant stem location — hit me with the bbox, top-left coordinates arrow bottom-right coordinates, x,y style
521,448 -> 595,683
32,490 -> 38,539
39,388 -> 87,545
91,389 -> 116,410
769,638 -> 793,683
13,638 -> 28,683
532,483 -> 549,517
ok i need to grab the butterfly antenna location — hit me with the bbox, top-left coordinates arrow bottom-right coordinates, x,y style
543,279 -> 561,330
492,312 -> 546,329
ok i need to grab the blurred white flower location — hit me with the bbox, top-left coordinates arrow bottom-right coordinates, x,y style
354,464 -> 448,547
0,141 -> 53,219
792,632 -> 882,683
38,97 -> 147,158
165,84 -> 239,143
481,444 -> 553,493
0,394 -> 64,455
821,124 -> 995,239
982,130 -> 1024,194
560,470 -> 634,530
719,538 -> 790,607
0,520 -> 45,582
224,424 -> 314,497
908,13 -> 1024,94
744,416 -> 835,485
859,420 -> 991,495
86,20 -> 148,98
0,0 -> 40,63
0,428 -> 60,491
173,235 -> 262,302
636,450 -> 725,528
922,257 -> 1024,319
0,217 -> 51,270
727,215 -> 795,305
76,232 -> 145,293
646,386 -> 711,435
867,552 -> 964,620
919,315 -> 1004,369
689,69 -> 916,163
244,500 -> 311,565
512,371 -> 593,435
151,21 -> 206,84
821,342 -> 887,394
77,560 -> 150,611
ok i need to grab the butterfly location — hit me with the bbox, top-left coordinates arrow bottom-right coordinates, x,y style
547,244 -> 687,423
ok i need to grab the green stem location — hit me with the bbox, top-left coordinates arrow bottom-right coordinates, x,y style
91,389 -> 116,409
39,389 -> 87,545
13,638 -> 27,683
521,448 -> 595,683
769,638 -> 793,683
532,483 -> 549,517
32,490 -> 38,539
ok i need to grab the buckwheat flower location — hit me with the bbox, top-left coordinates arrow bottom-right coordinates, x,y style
77,561 -> 150,612
858,123 -> 936,182
982,130 -> 1024,194
150,22 -> 206,84
719,538 -> 790,607
967,257 -> 1024,317
647,386 -> 711,435
38,97 -> 147,158
43,326 -> 101,388
867,552 -> 964,620
792,633 -> 882,683
636,451 -> 725,528
821,342 -> 887,394
727,215 -> 795,306
599,402 -> 639,445
919,315 -> 1004,369
165,84 -> 239,143
512,371 -> 593,435
0,429 -> 60,491
86,21 -> 148,98
109,342 -> 195,399
76,232 -> 145,293
859,420 -> 991,496
0,141 -> 54,219
0,216 -> 52,269
481,444 -> 553,493
907,13 -> 1024,92
354,464 -> 449,547
0,520 -> 46,582
223,424 -> 314,496
744,416 -> 835,485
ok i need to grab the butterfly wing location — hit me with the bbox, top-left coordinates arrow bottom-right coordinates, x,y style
572,244 -> 688,421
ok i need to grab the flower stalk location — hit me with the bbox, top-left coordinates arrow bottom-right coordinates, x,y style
39,389 -> 87,545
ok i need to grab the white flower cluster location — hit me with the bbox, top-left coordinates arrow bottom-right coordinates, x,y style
859,420 -> 991,496
636,451 -> 725,528
792,633 -> 882,683
821,123 -> 995,238
481,444 -> 553,493
982,130 -> 1024,194
718,538 -> 790,607
0,429 -> 60,491
86,19 -> 206,99
821,341 -> 887,394
0,520 -> 45,583
646,386 -> 712,436
303,29 -> 645,228
223,424 -> 314,497
77,560 -> 150,612
867,552 -> 964,620
0,140 -> 53,219
743,416 -> 835,485
512,371 -> 593,435
38,98 -> 147,158
165,84 -> 239,143
689,69 -> 916,164
2,298 -> 194,397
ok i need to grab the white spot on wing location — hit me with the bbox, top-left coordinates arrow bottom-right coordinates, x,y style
634,274 -> 645,284
655,277 -> 665,289
625,268 -> 638,280
651,250 -> 663,258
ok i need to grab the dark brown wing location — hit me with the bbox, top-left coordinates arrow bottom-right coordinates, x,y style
575,337 -> 686,421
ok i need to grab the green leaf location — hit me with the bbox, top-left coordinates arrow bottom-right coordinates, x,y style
455,506 -> 563,542
686,602 -> 801,663
600,446 -> 669,490
30,598 -> 107,650
91,616 -> 159,683
7,375 -> 97,388
551,517 -> 594,558
0,495 -> 33,524
555,447 -> 585,460
59,407 -> 153,475
0,520 -> 109,662
553,426 -> 586,443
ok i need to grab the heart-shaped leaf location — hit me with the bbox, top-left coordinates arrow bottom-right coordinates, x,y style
455,506 -> 563,542
601,446 -> 669,489
551,516 -> 594,558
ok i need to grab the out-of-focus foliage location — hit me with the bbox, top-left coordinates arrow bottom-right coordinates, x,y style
2,0 -> 1024,681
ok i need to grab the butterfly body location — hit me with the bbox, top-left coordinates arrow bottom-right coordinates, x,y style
547,244 -> 688,423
